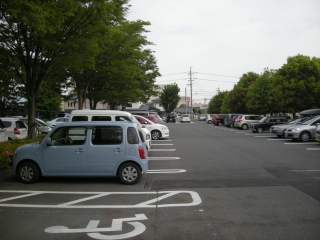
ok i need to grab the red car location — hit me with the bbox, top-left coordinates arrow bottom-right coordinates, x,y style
142,115 -> 157,123
211,115 -> 220,125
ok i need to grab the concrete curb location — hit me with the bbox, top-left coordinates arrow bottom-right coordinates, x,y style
0,167 -> 13,181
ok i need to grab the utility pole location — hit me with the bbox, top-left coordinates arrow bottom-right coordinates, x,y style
188,67 -> 194,117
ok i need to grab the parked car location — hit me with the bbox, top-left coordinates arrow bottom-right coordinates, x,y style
269,117 -> 312,137
46,117 -> 70,126
199,114 -> 206,121
206,114 -> 213,124
166,113 -> 177,123
14,117 -> 52,134
0,118 -> 28,140
0,119 -> 8,142
180,114 -> 191,123
211,115 -> 220,125
143,115 -> 157,123
134,115 -> 170,140
149,112 -> 164,124
162,114 -> 167,122
234,115 -> 261,130
284,116 -> 320,142
250,116 -> 288,133
316,123 -> 320,143
224,114 -> 243,128
13,121 -> 148,184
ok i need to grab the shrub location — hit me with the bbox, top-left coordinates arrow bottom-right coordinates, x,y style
0,136 -> 45,170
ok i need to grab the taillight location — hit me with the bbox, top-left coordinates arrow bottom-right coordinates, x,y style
14,128 -> 20,134
238,120 -> 243,122
138,146 -> 146,159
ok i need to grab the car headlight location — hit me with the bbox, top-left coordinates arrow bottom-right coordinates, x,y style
146,134 -> 150,140
291,128 -> 300,132
161,126 -> 167,130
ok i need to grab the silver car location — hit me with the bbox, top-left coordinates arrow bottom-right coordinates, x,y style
270,117 -> 312,137
316,124 -> 320,143
285,116 -> 320,142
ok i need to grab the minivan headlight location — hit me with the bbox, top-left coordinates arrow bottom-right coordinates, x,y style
161,126 -> 167,130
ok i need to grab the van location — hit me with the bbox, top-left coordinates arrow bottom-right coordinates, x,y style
69,110 -> 151,150
13,121 -> 148,184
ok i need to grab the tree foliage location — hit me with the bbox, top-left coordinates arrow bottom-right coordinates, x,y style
207,90 -> 229,114
159,83 -> 180,113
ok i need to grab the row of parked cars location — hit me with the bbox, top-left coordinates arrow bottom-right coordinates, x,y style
206,111 -> 320,143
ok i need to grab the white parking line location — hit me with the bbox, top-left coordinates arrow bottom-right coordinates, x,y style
268,139 -> 289,141
147,169 -> 186,173
255,136 -> 276,138
153,140 -> 172,141
152,144 -> 174,146
148,157 -> 180,160
284,142 -> 319,145
306,148 -> 320,150
290,170 -> 320,172
148,149 -> 176,151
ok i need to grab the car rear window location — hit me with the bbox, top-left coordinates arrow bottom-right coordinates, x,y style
92,116 -> 112,121
92,126 -> 122,145
0,120 -> 6,128
72,116 -> 88,121
16,121 -> 27,128
127,127 -> 140,144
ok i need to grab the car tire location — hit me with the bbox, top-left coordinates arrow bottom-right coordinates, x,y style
300,131 -> 310,142
257,127 -> 263,133
151,130 -> 161,140
118,162 -> 141,185
242,124 -> 248,130
18,162 -> 40,184
218,122 -> 222,126
207,120 -> 212,124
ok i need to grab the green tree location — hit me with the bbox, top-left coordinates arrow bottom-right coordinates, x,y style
220,92 -> 231,113
0,0 -> 124,138
246,68 -> 278,115
207,90 -> 229,113
159,83 -> 180,113
273,55 -> 320,115
228,72 -> 259,113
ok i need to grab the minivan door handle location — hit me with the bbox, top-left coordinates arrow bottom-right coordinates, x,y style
75,148 -> 85,153
113,148 -> 122,153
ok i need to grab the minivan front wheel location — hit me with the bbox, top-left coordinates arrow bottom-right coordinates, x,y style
151,130 -> 161,140
300,131 -> 310,142
18,162 -> 40,184
257,127 -> 263,133
118,163 -> 141,185
242,124 -> 248,130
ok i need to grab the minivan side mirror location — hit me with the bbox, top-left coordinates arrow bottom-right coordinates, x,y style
46,137 -> 52,146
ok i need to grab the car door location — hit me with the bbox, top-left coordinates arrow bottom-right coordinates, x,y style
87,125 -> 126,173
310,119 -> 320,137
42,126 -> 88,174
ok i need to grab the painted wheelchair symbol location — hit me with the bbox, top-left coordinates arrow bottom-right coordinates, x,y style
45,214 -> 148,240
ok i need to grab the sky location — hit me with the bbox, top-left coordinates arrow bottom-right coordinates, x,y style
126,0 -> 320,104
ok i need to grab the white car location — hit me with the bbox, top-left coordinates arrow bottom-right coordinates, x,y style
46,117 -> 70,126
0,118 -> 28,140
135,120 -> 151,150
134,115 -> 170,140
180,114 -> 191,123
0,119 -> 8,142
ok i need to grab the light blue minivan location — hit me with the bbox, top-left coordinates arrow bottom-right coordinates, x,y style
13,122 -> 148,184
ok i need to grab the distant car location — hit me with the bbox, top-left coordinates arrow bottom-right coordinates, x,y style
166,113 -> 176,123
250,116 -> 288,133
149,112 -> 164,124
199,114 -> 206,121
269,117 -> 312,137
316,123 -> 320,143
206,114 -> 213,124
14,117 -> 52,134
234,115 -> 261,130
180,114 -> 191,123
0,118 -> 28,140
46,117 -> 70,126
134,115 -> 170,140
0,119 -> 8,142
143,115 -> 157,123
285,116 -> 320,142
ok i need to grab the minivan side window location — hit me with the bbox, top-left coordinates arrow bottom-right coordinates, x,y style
3,121 -> 12,128
51,127 -> 87,145
72,116 -> 88,121
127,127 -> 139,144
92,116 -> 112,121
0,120 -> 6,129
115,116 -> 132,122
92,126 -> 122,145
16,121 -> 27,128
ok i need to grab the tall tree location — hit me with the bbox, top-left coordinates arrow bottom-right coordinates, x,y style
159,83 -> 180,113
273,55 -> 320,115
207,90 -> 229,114
228,72 -> 259,113
0,0 -> 125,138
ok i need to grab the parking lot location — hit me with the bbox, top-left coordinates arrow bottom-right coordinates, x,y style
0,120 -> 319,240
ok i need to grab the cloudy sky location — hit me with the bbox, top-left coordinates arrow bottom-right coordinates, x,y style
127,0 -> 320,103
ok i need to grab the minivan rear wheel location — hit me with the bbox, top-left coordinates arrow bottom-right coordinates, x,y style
242,124 -> 248,130
118,163 -> 141,185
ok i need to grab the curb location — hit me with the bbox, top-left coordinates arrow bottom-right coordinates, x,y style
0,167 -> 13,181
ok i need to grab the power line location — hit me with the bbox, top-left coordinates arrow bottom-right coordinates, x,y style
197,72 -> 240,78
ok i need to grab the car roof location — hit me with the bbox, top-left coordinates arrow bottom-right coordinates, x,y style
0,117 -> 23,121
52,121 -> 138,127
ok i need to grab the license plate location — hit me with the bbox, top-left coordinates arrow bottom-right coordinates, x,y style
316,136 -> 320,140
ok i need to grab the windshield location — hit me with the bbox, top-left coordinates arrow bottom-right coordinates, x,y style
302,117 -> 319,125
288,118 -> 302,124
259,117 -> 268,122
183,114 -> 189,117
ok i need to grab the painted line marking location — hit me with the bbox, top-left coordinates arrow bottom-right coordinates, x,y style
148,157 -> 180,160
0,190 -> 201,208
284,142 -> 319,145
147,169 -> 186,173
267,139 -> 290,141
255,136 -> 276,138
153,140 -> 171,141
306,148 -> 320,150
148,149 -> 176,151
152,144 -> 174,146
290,170 -> 320,172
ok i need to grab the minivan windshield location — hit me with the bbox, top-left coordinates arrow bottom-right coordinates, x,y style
259,117 -> 268,122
